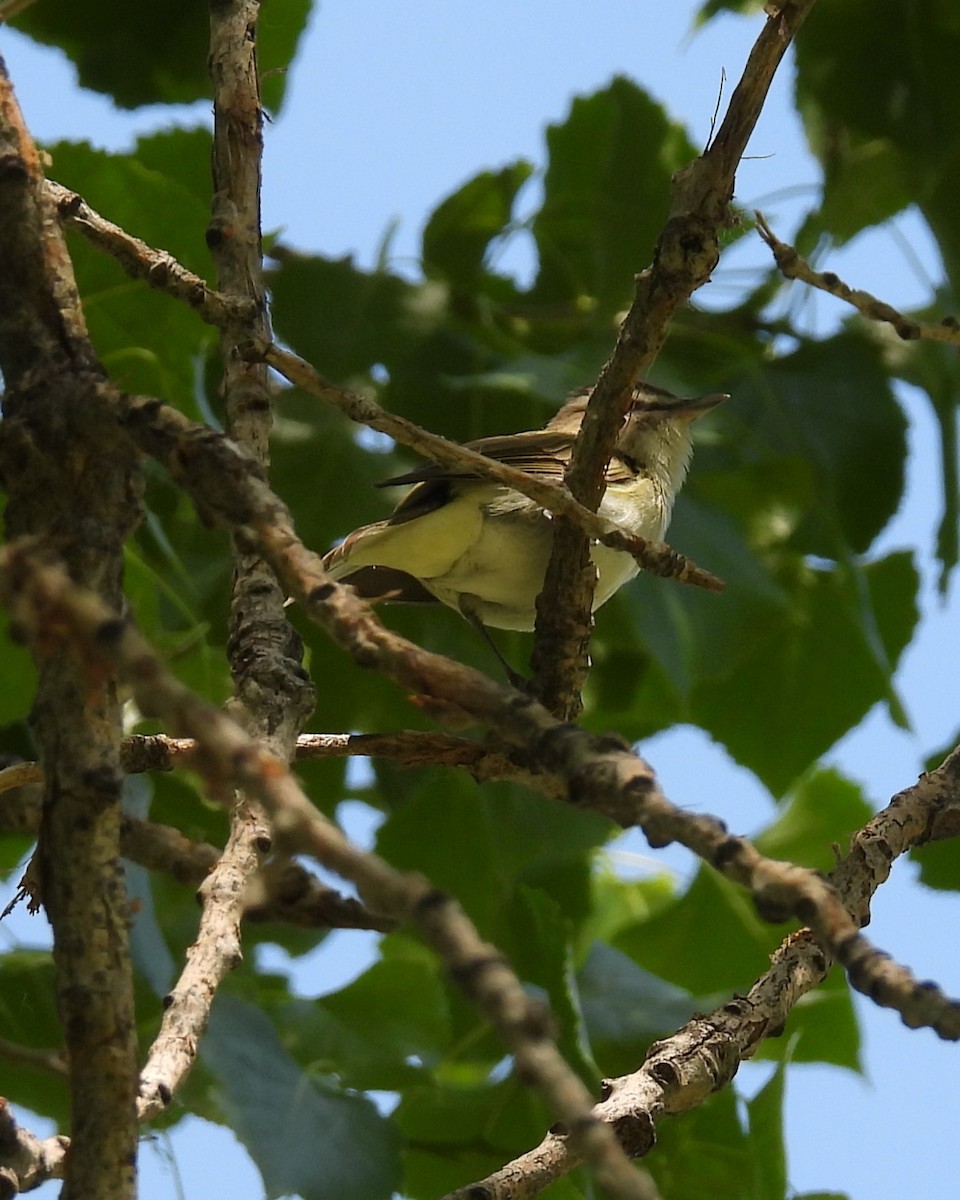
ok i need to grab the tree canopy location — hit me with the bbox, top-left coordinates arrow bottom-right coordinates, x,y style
1,2 -> 959,1198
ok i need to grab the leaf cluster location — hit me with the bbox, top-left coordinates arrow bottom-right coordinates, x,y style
2,2 -> 960,1199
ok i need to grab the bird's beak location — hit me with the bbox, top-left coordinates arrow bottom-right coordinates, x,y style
673,392 -> 729,422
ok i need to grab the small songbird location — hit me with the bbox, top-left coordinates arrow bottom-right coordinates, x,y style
323,382 -> 726,635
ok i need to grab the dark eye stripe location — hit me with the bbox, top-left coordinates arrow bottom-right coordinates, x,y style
618,454 -> 641,476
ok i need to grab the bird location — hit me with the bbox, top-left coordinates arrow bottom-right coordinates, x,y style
323,382 -> 726,640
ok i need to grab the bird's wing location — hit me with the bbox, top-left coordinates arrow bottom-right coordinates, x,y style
381,427 -> 636,523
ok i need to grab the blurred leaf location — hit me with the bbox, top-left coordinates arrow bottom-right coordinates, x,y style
795,0 -> 960,282
578,941 -> 718,1074
272,956 -> 450,1091
202,995 -> 402,1200
46,133 -> 217,416
648,1088 -> 753,1200
11,0 -> 308,112
0,610 -> 37,725
422,162 -> 534,287
746,1064 -> 787,1200
0,951 -> 69,1128
123,776 -> 177,999
696,0 -> 764,20
503,886 -> 598,1085
911,839 -> 960,892
710,333 -> 908,559
882,337 -> 959,589
799,141 -> 913,246
755,768 -> 873,872
375,775 -> 610,935
397,1077 -> 547,1197
614,866 -> 779,996
258,0 -> 313,114
533,77 -> 697,313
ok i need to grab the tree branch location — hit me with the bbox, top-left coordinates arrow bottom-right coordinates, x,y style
756,210 -> 960,343
0,1100 -> 69,1196
44,179 -> 251,328
0,56 -> 140,1200
0,545 -> 653,1200
531,0 -> 820,719
1,773 -> 395,932
99,383 -> 960,1038
136,0 -> 316,1127
448,739 -> 960,1197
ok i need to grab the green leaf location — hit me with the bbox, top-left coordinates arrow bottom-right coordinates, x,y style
11,0 -> 308,112
746,1064 -> 787,1200
800,140 -> 913,245
374,775 -> 610,935
755,769 -> 873,873
202,995 -> 402,1200
882,336 -> 960,589
0,610 -> 37,725
502,886 -> 598,1085
46,133 -> 217,416
397,1077 -> 547,1196
614,866 -> 779,996
272,956 -> 451,1091
123,776 -> 177,999
911,839 -> 960,892
709,333 -> 908,559
0,951 -> 70,1128
258,0 -> 313,114
696,0 -> 764,21
422,162 -> 534,287
578,941 -> 715,1074
795,0 -> 960,281
532,77 -> 697,313
648,1088 -> 752,1200
12,0 -> 209,109
692,553 -> 919,796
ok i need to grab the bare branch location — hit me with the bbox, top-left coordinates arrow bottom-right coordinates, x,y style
136,0 -> 318,1127
118,728 -> 567,798
0,1036 -> 68,1076
0,1100 -> 69,1195
0,547 -> 651,1199
44,180 -> 252,328
2,779 -> 394,932
449,740 -> 960,1198
0,59 -> 140,1200
756,211 -> 960,343
101,385 -> 960,1037
532,0 -> 820,718
137,791 -> 266,1120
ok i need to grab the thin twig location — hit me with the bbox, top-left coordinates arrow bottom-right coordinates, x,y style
756,210 -> 960,344
0,1036 -> 68,1076
1,781 -> 394,932
44,180 -> 251,328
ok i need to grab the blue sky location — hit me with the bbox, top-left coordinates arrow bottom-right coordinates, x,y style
3,4 -> 960,1197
